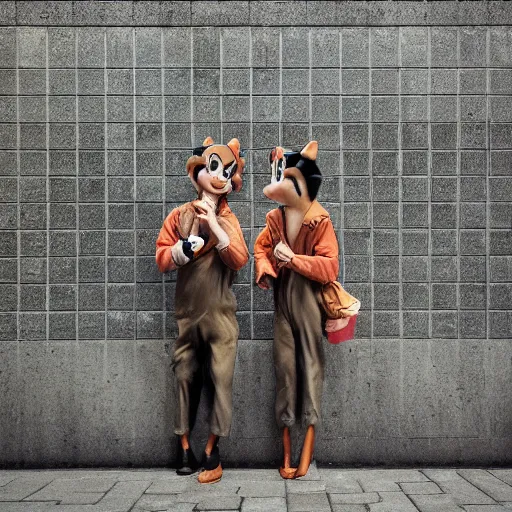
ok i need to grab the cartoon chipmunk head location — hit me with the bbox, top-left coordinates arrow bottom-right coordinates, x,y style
264,141 -> 322,207
186,137 -> 245,197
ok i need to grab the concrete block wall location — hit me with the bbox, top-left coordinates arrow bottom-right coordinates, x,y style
0,1 -> 511,467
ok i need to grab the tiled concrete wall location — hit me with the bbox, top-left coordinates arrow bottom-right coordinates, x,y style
0,1 -> 511,466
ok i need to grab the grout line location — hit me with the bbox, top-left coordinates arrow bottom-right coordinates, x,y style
249,26 -> 254,341
46,26 -> 51,342
398,27 -> 403,340
427,27 -> 433,340
456,27 -> 461,340
15,27 -> 20,341
187,27 -> 195,144
278,28 -> 282,146
103,27 -> 108,342
161,27 -> 166,343
485,26 -> 491,340
454,30 -> 462,437
190,27 -> 194,145
219,27 -> 223,142
308,27 -> 312,141
397,26 -> 404,437
74,28 -> 79,341
9,23 -> 512,29
368,27 -> 374,341
74,30 -> 80,341
132,27 -> 137,341
339,28 -> 345,286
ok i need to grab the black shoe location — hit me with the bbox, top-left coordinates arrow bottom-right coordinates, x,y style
176,444 -> 199,475
202,440 -> 220,471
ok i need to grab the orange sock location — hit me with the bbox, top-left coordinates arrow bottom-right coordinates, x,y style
204,433 -> 217,456
295,426 -> 315,478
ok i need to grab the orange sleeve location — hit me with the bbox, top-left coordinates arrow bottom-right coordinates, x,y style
216,213 -> 250,271
254,225 -> 278,285
289,218 -> 339,284
155,208 -> 181,273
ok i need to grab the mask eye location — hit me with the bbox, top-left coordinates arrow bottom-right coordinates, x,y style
271,156 -> 286,183
207,154 -> 223,176
276,158 -> 285,182
223,161 -> 236,179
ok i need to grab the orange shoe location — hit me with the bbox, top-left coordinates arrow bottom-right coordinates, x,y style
279,466 -> 297,479
198,440 -> 222,484
198,464 -> 223,484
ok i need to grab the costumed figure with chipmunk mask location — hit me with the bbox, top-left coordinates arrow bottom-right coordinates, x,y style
156,137 -> 249,484
254,141 -> 360,479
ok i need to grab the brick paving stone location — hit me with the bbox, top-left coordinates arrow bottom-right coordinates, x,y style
132,494 -> 189,512
320,470 -> 364,494
95,470 -> 183,481
0,476 -> 55,501
369,491 -> 419,511
238,481 -> 286,497
26,477 -> 116,501
0,476 -> 17,486
147,477 -> 239,495
490,471 -> 512,487
0,504 -> 59,511
409,493 -> 465,512
423,470 -> 496,505
220,469 -> 283,482
195,495 -> 242,510
296,461 -> 321,481
329,491 -> 380,504
400,482 -> 443,495
458,470 -> 512,502
287,492 -> 331,512
48,477 -> 117,493
143,477 -> 191,494
463,507 -> 509,511
58,492 -> 104,505
93,480 -> 151,512
286,479 -> 327,493
361,470 -> 430,483
241,497 -> 287,512
359,478 -> 401,492
169,488 -> 241,504
159,506 -> 195,512
331,506 -> 367,512
356,469 -> 429,493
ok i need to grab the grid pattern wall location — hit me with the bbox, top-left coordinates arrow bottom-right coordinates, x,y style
0,25 -> 511,342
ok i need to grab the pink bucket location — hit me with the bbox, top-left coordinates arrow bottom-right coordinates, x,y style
327,315 -> 357,344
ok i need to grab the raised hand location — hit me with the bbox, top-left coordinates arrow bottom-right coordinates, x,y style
274,241 -> 295,263
196,200 -> 230,250
257,275 -> 272,290
171,240 -> 191,267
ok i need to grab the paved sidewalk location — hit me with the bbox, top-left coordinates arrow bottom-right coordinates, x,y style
1,464 -> 512,511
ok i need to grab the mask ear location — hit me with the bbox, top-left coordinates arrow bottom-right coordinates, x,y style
227,138 -> 240,158
300,140 -> 318,160
186,155 -> 206,193
203,136 -> 214,146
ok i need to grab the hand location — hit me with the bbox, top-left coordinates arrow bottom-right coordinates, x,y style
257,275 -> 272,290
274,241 -> 294,263
171,240 -> 190,267
325,317 -> 350,332
196,201 -> 219,228
197,201 -> 231,250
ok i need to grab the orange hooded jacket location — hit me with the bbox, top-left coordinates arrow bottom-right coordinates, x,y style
254,201 -> 339,286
